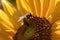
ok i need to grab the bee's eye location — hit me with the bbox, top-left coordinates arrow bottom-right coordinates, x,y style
26,13 -> 32,19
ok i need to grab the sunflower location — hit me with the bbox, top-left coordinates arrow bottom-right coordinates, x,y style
0,0 -> 60,40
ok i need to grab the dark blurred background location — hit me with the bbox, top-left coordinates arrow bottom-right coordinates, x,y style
0,0 -> 16,9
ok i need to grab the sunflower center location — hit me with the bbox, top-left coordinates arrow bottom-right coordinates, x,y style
13,13 -> 51,40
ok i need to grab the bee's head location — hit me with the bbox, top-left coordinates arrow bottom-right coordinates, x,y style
25,13 -> 32,19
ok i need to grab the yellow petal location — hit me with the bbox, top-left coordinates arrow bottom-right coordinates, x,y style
17,0 -> 35,16
0,30 -> 13,40
1,0 -> 20,21
26,0 -> 36,16
40,0 -> 50,17
50,1 -> 60,23
51,20 -> 60,40
55,0 -> 60,5
47,15 -> 52,22
16,0 -> 27,16
0,9 -> 15,32
33,0 -> 41,17
1,0 -> 15,15
43,0 -> 50,17
1,0 -> 22,28
20,0 -> 31,13
45,0 -> 55,18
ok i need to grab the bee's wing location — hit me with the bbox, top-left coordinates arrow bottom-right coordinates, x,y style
18,16 -> 25,22
17,13 -> 32,22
